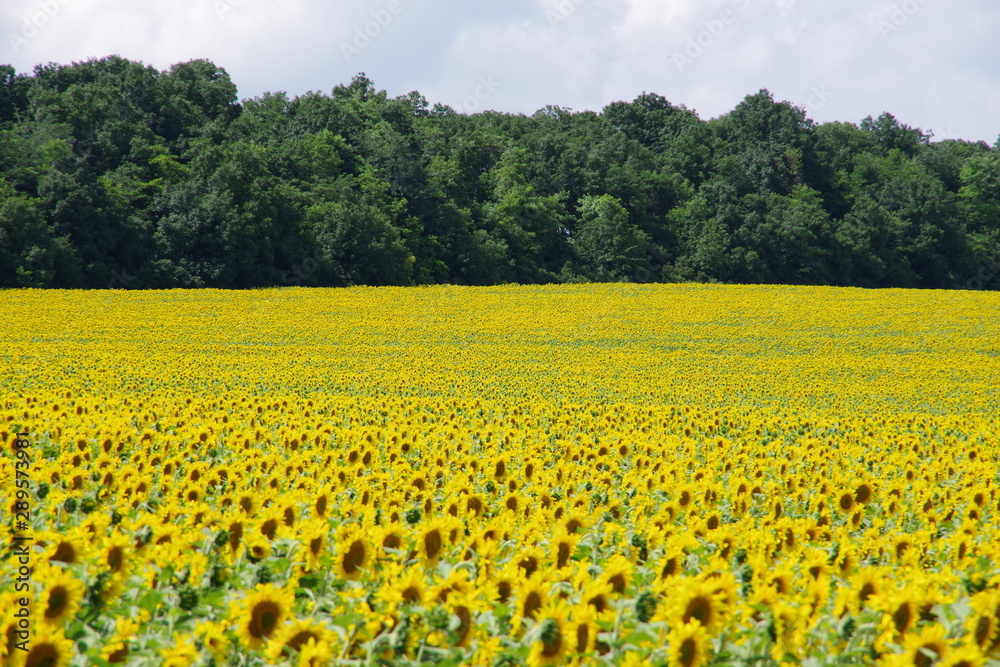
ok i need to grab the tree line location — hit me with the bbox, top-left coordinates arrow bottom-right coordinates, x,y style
1,56 -> 998,289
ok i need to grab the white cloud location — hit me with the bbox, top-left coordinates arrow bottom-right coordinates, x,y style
0,0 -> 996,142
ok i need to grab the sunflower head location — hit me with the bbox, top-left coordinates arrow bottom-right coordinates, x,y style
667,621 -> 711,667
335,527 -> 370,580
669,578 -> 726,634
233,583 -> 295,650
902,624 -> 949,667
39,565 -> 86,627
265,619 -> 333,662
526,601 -> 569,667
22,624 -> 74,667
298,637 -> 335,667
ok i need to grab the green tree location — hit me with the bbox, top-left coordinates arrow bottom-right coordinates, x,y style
308,166 -> 414,286
573,194 -> 651,281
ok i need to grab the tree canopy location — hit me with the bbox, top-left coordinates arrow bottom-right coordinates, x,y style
1,57 -> 997,289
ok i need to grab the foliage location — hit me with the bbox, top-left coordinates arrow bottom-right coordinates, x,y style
1,284 -> 1000,665
0,57 -> 998,289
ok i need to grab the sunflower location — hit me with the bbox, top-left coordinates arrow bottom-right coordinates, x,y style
513,575 -> 549,633
901,624 -> 950,667
38,565 -> 86,626
769,601 -> 802,662
443,588 -> 486,648
967,591 -> 1000,655
577,577 -> 614,616
658,549 -> 686,581
21,624 -> 74,667
255,511 -> 283,542
78,513 -> 111,542
832,541 -> 859,576
841,568 -> 886,615
335,526 -> 370,580
877,591 -> 917,641
299,519 -> 329,571
431,567 -> 472,606
265,618 -> 334,662
313,491 -> 331,518
666,621 -> 710,667
567,604 -> 597,658
161,634 -> 200,667
837,491 -> 856,513
232,583 -> 296,650
668,577 -> 725,634
551,528 -> 580,571
418,519 -> 447,564
491,561 -> 521,605
563,511 -> 588,535
941,645 -> 987,667
101,534 -> 131,577
245,533 -> 271,561
516,546 -> 545,580
1,597 -> 24,666
373,521 -> 406,559
298,637 -> 334,667
702,566 -> 739,610
194,621 -> 230,660
600,554 -> 633,596
472,636 -> 504,667
43,529 -> 86,566
100,637 -> 130,665
855,482 -> 874,505
378,564 -> 427,613
526,600 -> 570,667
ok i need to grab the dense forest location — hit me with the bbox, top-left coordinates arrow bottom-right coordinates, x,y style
1,56 -> 998,289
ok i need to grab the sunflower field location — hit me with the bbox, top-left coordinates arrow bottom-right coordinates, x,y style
1,284 -> 999,667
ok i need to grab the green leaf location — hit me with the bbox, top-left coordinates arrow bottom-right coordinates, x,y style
65,620 -> 87,641
138,589 -> 164,615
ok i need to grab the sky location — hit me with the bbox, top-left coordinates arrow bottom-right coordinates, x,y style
2,0 -> 999,144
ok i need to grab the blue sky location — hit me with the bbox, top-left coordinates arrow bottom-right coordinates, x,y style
3,0 -> 999,144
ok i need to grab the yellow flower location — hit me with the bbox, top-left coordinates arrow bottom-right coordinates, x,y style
195,621 -> 230,660
526,600 -> 570,667
513,575 -> 549,634
335,525 -> 370,580
299,519 -> 330,571
161,634 -> 200,667
901,624 -> 950,667
471,636 -> 503,667
667,621 -> 710,667
298,637 -> 334,667
232,583 -> 296,650
566,603 -> 597,659
38,565 -> 86,626
20,624 -> 74,667
100,638 -> 130,665
265,618 -> 335,662
666,577 -> 727,635
941,645 -> 986,667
